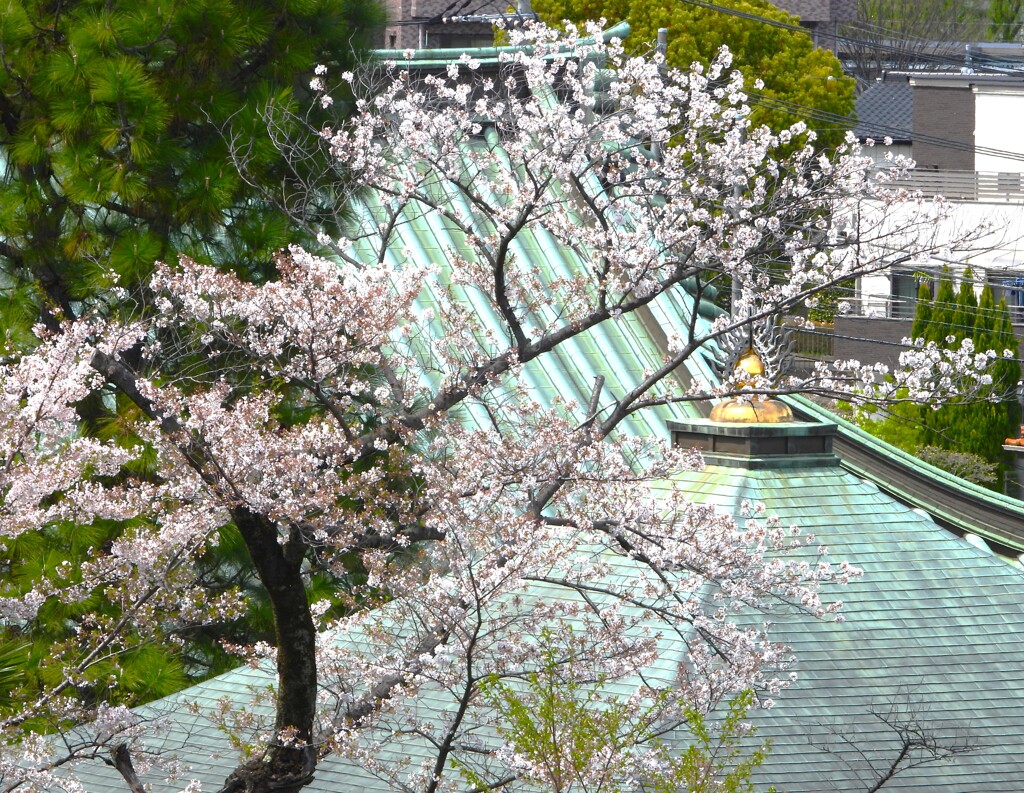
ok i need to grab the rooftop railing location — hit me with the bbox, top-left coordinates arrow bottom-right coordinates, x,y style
881,169 -> 1024,202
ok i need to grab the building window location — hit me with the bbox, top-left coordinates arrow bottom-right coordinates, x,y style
992,276 -> 1024,323
890,270 -> 925,319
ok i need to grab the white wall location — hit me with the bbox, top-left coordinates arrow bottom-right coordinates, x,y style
864,142 -> 913,169
974,85 -> 1024,174
851,196 -> 1024,317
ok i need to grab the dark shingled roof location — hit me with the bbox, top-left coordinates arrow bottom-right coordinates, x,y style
855,82 -> 913,142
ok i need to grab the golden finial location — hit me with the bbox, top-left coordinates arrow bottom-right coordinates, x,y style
709,346 -> 794,424
735,347 -> 766,385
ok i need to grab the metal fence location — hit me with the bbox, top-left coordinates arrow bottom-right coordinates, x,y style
787,324 -> 835,358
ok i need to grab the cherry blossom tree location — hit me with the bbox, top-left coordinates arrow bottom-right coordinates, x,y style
0,21 -> 1001,793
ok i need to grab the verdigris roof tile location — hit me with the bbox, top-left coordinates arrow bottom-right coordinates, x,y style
672,437 -> 1024,791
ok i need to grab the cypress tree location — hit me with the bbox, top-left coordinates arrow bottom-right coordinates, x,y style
938,270 -> 980,449
992,299 -> 1022,445
928,272 -> 958,346
873,276 -> 1021,491
975,284 -> 998,345
952,268 -> 979,343
910,279 -> 933,341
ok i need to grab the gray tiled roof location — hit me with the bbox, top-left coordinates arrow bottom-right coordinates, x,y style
855,82 -> 913,142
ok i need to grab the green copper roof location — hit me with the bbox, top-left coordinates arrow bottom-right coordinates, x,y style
787,394 -> 1024,551
48,28 -> 1024,793
65,421 -> 1024,792
345,146 -> 722,444
671,420 -> 1024,791
372,21 -> 632,69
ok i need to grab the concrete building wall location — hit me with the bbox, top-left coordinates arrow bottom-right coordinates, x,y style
834,316 -> 916,370
835,315 -> 1024,369
775,0 -> 857,22
381,0 -> 507,51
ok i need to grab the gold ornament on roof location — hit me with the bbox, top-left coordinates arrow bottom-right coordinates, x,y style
734,347 -> 766,385
709,346 -> 794,424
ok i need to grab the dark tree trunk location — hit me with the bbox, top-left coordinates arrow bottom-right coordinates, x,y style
220,508 -> 318,793
88,352 -> 322,793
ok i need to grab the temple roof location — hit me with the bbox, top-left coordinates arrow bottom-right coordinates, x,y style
65,420 -> 1024,792
43,27 -> 1024,792
673,420 -> 1024,791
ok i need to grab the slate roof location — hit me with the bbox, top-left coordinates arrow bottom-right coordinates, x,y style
854,81 -> 913,143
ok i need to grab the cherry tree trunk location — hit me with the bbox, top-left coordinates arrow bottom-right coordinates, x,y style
220,508 -> 318,793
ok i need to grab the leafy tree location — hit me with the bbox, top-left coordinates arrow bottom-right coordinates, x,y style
989,0 -> 1024,40
533,0 -> 855,148
468,628 -> 771,793
0,23 -> 996,793
856,274 -> 1021,490
917,444 -> 999,485
0,0 -> 383,713
843,0 -> 990,89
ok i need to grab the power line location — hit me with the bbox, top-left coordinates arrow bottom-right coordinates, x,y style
666,0 -> 1024,163
747,90 -> 1024,165
386,0 -> 1024,165
674,0 -> 1024,76
795,327 -> 1024,365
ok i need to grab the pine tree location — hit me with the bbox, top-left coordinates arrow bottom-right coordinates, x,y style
0,0 -> 383,705
0,0 -> 382,334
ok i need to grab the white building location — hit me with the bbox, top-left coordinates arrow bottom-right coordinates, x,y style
855,72 -> 1024,321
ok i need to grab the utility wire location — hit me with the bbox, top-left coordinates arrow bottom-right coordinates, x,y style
384,1 -> 1024,164
675,0 -> 1024,77
393,0 -> 1024,77
795,327 -> 1024,365
747,90 -> 1024,164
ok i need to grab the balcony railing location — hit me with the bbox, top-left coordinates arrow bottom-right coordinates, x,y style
782,320 -> 835,358
881,169 -> 1024,202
